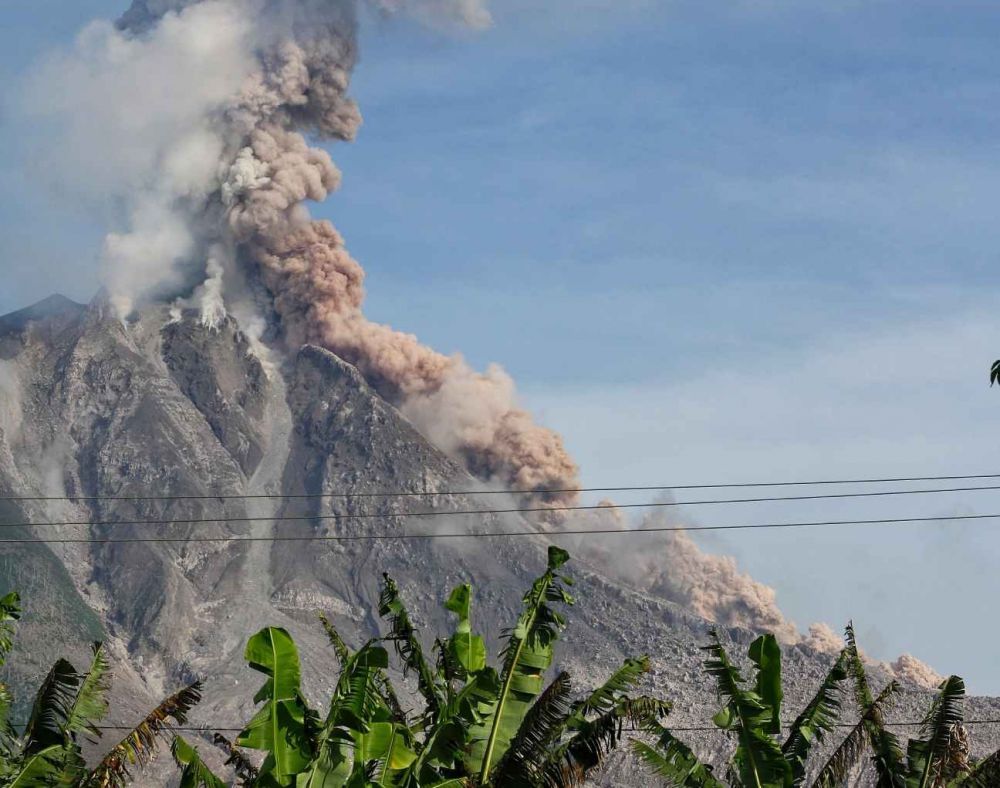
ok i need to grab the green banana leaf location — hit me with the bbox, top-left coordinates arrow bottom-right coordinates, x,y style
469,545 -> 572,782
237,627 -> 313,785
0,592 -> 20,668
6,744 -> 75,788
172,736 -> 227,788
445,584 -> 486,677
905,676 -> 965,788
749,635 -> 783,736
703,631 -> 791,788
356,721 -> 418,786
299,643 -> 394,787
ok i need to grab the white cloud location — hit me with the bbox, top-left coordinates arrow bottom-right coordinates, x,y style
526,305 -> 1000,692
20,0 -> 254,200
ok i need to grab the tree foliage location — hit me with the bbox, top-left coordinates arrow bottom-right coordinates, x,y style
0,593 -> 201,788
184,546 -> 663,787
636,625 -> 1000,788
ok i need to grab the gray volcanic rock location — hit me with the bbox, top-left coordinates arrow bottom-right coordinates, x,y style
0,294 -> 996,785
161,312 -> 268,476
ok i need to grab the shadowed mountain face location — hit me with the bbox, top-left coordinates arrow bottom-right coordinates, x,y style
0,295 -> 996,784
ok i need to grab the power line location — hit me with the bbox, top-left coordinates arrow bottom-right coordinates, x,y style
59,718 -> 1000,734
5,483 -> 1000,531
2,511 -> 998,544
2,471 -> 1000,503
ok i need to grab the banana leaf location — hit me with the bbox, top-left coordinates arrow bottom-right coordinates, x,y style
468,546 -> 572,781
237,627 -> 313,785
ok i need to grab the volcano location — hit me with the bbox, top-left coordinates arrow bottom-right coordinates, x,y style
0,294 -> 996,784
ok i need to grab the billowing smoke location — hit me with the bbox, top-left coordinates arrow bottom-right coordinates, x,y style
890,654 -> 945,689
25,0 -> 942,679
643,529 -> 801,644
569,507 -> 945,681
801,622 -> 843,655
564,506 -> 801,643
30,0 -> 577,504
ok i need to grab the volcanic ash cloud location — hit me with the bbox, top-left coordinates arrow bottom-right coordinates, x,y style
29,0 -> 943,683
38,0 -> 577,505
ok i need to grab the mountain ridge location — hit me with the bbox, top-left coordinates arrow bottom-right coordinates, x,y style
0,294 -> 996,784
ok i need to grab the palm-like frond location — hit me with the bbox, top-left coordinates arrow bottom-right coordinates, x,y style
490,671 -> 573,787
782,649 -> 848,785
630,724 -> 725,788
376,670 -> 407,724
870,722 -> 906,788
470,546 -> 573,782
812,679 -> 900,788
320,610 -> 407,723
172,736 -> 226,788
572,657 -> 650,718
212,733 -> 259,786
434,636 -> 460,688
0,682 -> 16,758
0,591 -> 21,668
317,611 -> 350,667
842,624 -> 906,787
844,623 -> 874,706
64,643 -> 112,742
21,659 -> 78,754
906,675 -> 966,788
702,633 -> 755,718
543,695 -> 670,788
6,743 -> 80,788
85,680 -> 202,788
379,574 -> 443,720
327,642 -> 390,728
702,631 -> 791,788
954,747 -> 1000,787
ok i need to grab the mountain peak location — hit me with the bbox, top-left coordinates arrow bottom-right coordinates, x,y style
0,293 -> 85,333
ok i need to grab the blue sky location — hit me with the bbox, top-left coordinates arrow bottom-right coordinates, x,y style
5,0 -> 1000,691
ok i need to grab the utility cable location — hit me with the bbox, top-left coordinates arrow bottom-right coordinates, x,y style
4,483 -> 1000,531
2,471 -> 1000,503
52,717 -> 1000,734
2,511 -> 999,544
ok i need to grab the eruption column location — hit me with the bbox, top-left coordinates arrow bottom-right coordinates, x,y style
112,0 -> 580,505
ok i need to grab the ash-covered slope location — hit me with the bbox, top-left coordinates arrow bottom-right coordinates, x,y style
0,294 -> 996,784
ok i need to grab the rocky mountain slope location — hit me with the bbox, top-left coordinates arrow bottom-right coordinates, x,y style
0,294 -> 996,784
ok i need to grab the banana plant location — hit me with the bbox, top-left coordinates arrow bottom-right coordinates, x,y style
634,627 -> 865,788
634,624 -> 1000,788
0,592 -> 22,767
821,668 -> 999,788
811,623 -> 906,788
904,675 -> 967,788
0,591 -> 202,788
235,627 -> 313,785
189,545 -> 664,787
467,545 -> 573,781
884,672 -> 1000,788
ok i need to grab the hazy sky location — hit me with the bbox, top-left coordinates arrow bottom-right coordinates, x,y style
4,0 -> 1000,691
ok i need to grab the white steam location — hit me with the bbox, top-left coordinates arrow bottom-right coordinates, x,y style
27,0 -> 580,505
24,0 -> 255,315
